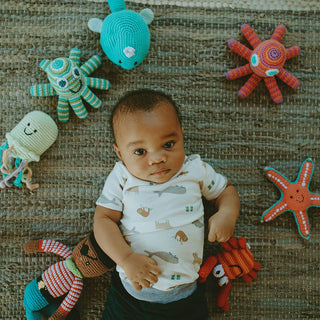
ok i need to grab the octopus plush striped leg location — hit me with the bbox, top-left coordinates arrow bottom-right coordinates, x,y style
30,48 -> 111,122
225,24 -> 300,102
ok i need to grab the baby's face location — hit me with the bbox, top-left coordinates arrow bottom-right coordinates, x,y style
113,102 -> 185,184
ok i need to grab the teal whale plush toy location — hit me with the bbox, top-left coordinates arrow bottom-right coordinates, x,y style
88,0 -> 154,70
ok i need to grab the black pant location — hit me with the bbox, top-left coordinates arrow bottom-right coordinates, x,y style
102,271 -> 208,320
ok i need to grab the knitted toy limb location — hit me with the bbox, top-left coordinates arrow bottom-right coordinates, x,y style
30,48 -> 111,122
0,111 -> 58,191
198,237 -> 261,311
226,24 -> 300,103
261,158 -> 320,239
23,234 -> 114,320
88,0 -> 154,70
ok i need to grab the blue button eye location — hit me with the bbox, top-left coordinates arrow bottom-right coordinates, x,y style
57,78 -> 68,88
251,54 -> 259,67
72,67 -> 81,78
265,69 -> 279,77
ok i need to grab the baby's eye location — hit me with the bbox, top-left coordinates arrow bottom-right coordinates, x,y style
134,149 -> 146,156
164,141 -> 175,149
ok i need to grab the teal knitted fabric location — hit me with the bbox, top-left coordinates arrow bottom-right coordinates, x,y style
30,48 -> 111,122
88,0 -> 154,70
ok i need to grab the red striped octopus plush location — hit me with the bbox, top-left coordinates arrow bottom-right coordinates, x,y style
23,233 -> 114,320
198,237 -> 261,311
225,24 -> 300,103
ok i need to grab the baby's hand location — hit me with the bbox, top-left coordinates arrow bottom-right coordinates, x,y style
208,210 -> 236,243
121,252 -> 162,291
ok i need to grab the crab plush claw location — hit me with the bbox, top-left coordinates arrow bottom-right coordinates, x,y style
198,237 -> 261,311
226,24 -> 300,103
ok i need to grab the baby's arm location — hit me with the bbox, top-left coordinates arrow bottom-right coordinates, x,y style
94,205 -> 162,290
207,181 -> 240,243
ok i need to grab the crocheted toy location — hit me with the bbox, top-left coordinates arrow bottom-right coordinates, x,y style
23,233 -> 114,320
0,111 -> 58,191
198,237 -> 261,311
225,24 -> 300,103
30,48 -> 111,122
88,0 -> 154,70
261,158 -> 320,239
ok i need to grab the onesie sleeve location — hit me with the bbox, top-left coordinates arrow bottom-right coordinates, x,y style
200,161 -> 228,200
96,163 -> 124,212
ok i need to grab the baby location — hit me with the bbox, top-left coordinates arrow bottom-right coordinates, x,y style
94,89 -> 240,319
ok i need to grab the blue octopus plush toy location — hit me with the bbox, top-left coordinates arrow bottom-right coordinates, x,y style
88,0 -> 154,70
30,48 -> 111,122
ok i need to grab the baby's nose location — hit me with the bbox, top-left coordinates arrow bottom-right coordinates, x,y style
148,152 -> 166,165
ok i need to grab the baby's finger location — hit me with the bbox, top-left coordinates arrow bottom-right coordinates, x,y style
140,279 -> 151,288
132,281 -> 142,291
208,230 -> 217,242
146,273 -> 159,284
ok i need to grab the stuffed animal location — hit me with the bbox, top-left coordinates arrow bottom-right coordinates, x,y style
0,111 -> 58,190
261,158 -> 320,239
225,24 -> 300,103
30,48 -> 111,122
88,0 -> 154,70
23,233 -> 114,320
198,237 -> 261,311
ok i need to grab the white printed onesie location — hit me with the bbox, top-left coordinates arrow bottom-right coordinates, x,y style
96,154 -> 227,291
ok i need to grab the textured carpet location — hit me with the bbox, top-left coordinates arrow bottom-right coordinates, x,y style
1,1 -> 320,319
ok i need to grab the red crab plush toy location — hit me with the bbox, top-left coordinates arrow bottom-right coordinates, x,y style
198,237 -> 261,311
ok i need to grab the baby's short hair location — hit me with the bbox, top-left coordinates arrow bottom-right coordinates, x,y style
110,89 -> 182,141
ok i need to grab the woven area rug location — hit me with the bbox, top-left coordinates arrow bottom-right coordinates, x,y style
1,1 -> 320,319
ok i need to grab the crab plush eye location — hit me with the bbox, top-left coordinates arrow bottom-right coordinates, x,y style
72,67 -> 81,78
56,77 -> 68,89
213,264 -> 225,278
218,276 -> 229,287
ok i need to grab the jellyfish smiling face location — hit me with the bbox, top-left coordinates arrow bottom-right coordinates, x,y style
6,111 -> 58,162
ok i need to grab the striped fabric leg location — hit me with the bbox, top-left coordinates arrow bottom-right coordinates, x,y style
87,78 -> 111,90
286,46 -> 301,59
271,25 -> 286,42
81,88 -> 102,109
69,48 -> 81,66
69,97 -> 88,119
277,68 -> 300,88
80,55 -> 102,76
228,39 -> 252,61
57,97 -> 70,122
30,83 -> 56,97
238,74 -> 261,98
264,77 -> 283,103
241,24 -> 262,49
225,63 -> 252,80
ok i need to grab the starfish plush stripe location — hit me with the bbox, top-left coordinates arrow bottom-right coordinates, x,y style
226,24 -> 300,103
261,158 -> 320,239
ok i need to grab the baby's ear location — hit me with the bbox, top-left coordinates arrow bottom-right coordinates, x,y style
113,144 -> 122,160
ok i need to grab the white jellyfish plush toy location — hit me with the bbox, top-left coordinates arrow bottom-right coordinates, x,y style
0,111 -> 58,190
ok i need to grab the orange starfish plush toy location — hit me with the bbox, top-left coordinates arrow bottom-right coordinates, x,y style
198,237 -> 261,311
261,158 -> 320,239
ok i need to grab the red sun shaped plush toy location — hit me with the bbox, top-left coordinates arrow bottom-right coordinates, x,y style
261,158 -> 320,239
198,237 -> 261,311
225,24 -> 300,103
